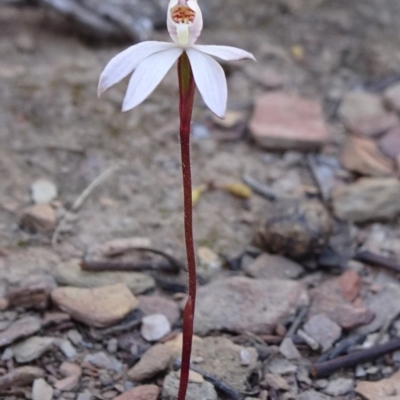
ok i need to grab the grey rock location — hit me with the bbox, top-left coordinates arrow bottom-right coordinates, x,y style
11,336 -> 54,363
0,317 -> 42,348
244,253 -> 304,280
54,259 -> 154,294
141,314 -> 171,342
31,179 -> 58,204
128,343 -> 173,381
356,283 -> 400,335
384,81 -> 400,113
76,392 -> 92,400
84,352 -> 122,372
58,340 -> 77,358
67,329 -> 83,346
297,390 -> 332,400
32,378 -> 53,400
323,378 -> 354,396
262,373 -> 290,391
162,371 -> 217,400
332,178 -> 400,222
304,314 -> 342,352
267,355 -> 297,374
279,337 -> 301,360
194,277 -> 308,335
107,338 -> 118,354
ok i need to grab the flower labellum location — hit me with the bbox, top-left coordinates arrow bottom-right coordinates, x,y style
98,0 -> 255,119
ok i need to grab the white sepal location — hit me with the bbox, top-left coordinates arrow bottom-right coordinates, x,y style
122,47 -> 183,111
186,48 -> 227,118
98,41 -> 176,96
193,45 -> 256,61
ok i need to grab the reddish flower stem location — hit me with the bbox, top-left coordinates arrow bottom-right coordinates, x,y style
177,52 -> 196,400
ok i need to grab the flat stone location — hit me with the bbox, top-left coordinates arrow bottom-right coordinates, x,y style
31,179 -> 58,204
141,314 -> 171,342
128,343 -> 173,381
339,91 -> 395,136
11,336 -> 54,363
356,283 -> 400,335
340,136 -> 394,176
0,317 -> 41,347
323,378 -> 353,396
20,204 -> 56,233
0,366 -> 45,390
384,82 -> 400,112
114,384 -> 160,400
332,178 -> 400,222
194,277 -> 308,335
297,390 -> 332,400
51,284 -> 138,328
356,369 -> 400,400
244,253 -> 304,280
378,125 -> 400,159
303,314 -> 341,352
250,92 -> 330,150
138,295 -> 180,325
309,276 -> 374,329
162,371 -> 217,400
53,259 -> 154,295
32,378 -> 53,400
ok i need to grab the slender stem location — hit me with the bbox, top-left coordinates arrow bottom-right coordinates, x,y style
177,52 -> 196,400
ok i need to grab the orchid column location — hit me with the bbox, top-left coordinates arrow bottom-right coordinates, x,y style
98,1 -> 254,398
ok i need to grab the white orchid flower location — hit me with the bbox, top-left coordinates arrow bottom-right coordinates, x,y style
98,0 -> 255,118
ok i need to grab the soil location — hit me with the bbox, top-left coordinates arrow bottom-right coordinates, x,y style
1,1 -> 400,399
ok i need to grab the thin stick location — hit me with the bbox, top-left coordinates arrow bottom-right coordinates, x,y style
242,174 -> 276,200
353,250 -> 400,273
51,165 -> 119,245
311,337 -> 400,378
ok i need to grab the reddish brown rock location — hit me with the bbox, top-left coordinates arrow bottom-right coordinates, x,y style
339,270 -> 360,302
308,276 -> 374,329
51,284 -> 138,328
356,369 -> 400,400
54,362 -> 81,391
128,344 -> 173,381
340,135 -> 394,176
114,384 -> 160,400
249,92 -> 330,150
20,204 -> 56,233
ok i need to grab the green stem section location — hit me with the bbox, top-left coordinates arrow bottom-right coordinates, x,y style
177,52 -> 196,400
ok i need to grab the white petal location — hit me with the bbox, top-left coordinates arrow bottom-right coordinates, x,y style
186,48 -> 227,118
122,47 -> 183,111
193,45 -> 256,61
187,0 -> 203,45
98,41 -> 176,96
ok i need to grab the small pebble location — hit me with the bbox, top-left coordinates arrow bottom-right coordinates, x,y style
59,340 -> 77,358
240,349 -> 252,366
31,179 -> 58,204
141,314 -> 171,342
68,330 -> 83,346
107,338 -> 118,354
76,392 -> 92,400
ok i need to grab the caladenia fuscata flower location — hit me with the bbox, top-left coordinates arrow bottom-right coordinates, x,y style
98,1 -> 254,399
